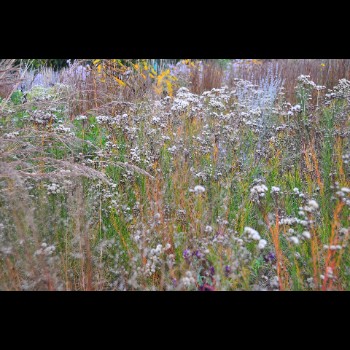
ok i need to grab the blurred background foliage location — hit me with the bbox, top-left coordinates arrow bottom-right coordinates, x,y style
11,59 -> 227,71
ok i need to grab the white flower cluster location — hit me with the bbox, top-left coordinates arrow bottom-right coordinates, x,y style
302,231 -> 311,239
342,154 -> 350,164
130,147 -> 141,163
271,186 -> 280,194
29,109 -> 57,125
96,114 -> 128,126
289,236 -> 299,245
243,227 -> 267,249
336,188 -> 350,206
54,125 -> 72,134
3,131 -> 19,139
339,228 -> 349,236
315,85 -> 326,91
258,239 -> 267,249
171,99 -> 189,114
293,187 -> 306,198
171,87 -> 202,116
176,87 -> 200,103
46,183 -> 61,194
182,271 -> 196,287
96,115 -> 112,124
151,116 -> 161,124
250,107 -> 262,117
209,100 -> 225,110
336,187 -> 350,197
270,276 -> 279,289
288,104 -> 302,116
297,75 -> 317,88
326,79 -> 350,99
151,244 -> 163,256
34,243 -> 56,256
167,145 -> 177,154
303,199 -> 319,213
323,244 -> 343,250
280,217 -> 308,227
244,226 -> 261,240
76,115 -> 87,121
144,244 -> 166,276
306,277 -> 315,288
250,183 -> 268,200
190,185 -> 206,194
205,225 -> 213,233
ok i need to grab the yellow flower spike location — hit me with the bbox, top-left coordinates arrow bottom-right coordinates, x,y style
114,77 -> 126,86
166,80 -> 173,96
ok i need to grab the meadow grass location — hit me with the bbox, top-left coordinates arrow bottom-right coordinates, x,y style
0,59 -> 349,290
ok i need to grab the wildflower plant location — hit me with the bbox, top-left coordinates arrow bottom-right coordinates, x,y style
0,59 -> 350,290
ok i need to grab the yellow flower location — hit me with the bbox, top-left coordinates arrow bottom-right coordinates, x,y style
114,77 -> 126,86
321,63 -> 325,67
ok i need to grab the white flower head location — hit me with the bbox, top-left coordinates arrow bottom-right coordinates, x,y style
165,243 -> 171,250
156,244 -> 162,252
205,225 -> 213,233
258,239 -> 267,249
244,227 -> 261,241
289,236 -> 299,245
308,200 -> 319,210
302,231 -> 311,239
271,186 -> 280,193
76,115 -> 87,121
193,185 -> 206,194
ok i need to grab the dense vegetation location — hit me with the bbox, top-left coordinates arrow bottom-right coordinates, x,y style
0,59 -> 350,290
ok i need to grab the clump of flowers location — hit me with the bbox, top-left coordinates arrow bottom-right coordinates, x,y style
191,185 -> 206,194
250,182 -> 268,202
244,227 -> 261,241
